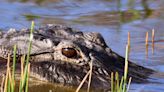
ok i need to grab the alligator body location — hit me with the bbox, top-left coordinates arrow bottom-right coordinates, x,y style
0,24 -> 154,90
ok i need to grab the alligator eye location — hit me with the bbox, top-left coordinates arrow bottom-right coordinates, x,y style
62,48 -> 77,58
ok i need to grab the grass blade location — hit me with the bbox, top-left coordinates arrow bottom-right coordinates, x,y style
123,45 -> 130,92
11,45 -> 17,92
115,72 -> 119,92
87,60 -> 93,92
111,72 -> 114,92
126,77 -> 132,92
8,67 -> 12,92
119,77 -> 124,92
25,63 -> 31,92
4,54 -> 11,92
19,21 -> 34,92
26,21 -> 34,65
76,70 -> 90,92
1,74 -> 5,92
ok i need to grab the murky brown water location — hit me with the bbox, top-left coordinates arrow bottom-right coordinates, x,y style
0,0 -> 164,92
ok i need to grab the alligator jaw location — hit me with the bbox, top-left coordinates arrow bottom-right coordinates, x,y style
30,60 -> 111,89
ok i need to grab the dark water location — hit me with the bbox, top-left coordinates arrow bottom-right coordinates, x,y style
0,0 -> 164,92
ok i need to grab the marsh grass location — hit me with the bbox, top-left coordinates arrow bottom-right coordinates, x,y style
1,21 -> 34,92
1,75 -> 5,92
76,34 -> 132,92
145,32 -> 149,57
151,29 -> 155,54
87,60 -> 93,92
75,60 -> 93,92
110,32 -> 132,92
19,21 -> 34,92
75,70 -> 90,92
110,45 -> 132,92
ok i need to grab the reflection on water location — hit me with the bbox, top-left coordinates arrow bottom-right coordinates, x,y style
0,0 -> 164,92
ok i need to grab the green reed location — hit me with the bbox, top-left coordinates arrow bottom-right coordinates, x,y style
19,21 -> 34,92
111,45 -> 132,92
2,45 -> 16,92
11,45 -> 17,92
2,21 -> 34,92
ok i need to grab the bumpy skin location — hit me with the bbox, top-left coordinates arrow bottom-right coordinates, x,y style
0,24 -> 154,90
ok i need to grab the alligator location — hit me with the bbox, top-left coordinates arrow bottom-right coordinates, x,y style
0,24 -> 154,90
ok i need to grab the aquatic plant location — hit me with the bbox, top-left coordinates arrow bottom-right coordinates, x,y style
111,45 -> 132,92
1,21 -> 34,92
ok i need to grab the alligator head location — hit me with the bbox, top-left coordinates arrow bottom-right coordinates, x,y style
0,24 -> 154,90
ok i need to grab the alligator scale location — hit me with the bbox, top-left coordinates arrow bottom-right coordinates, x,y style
0,24 -> 154,90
